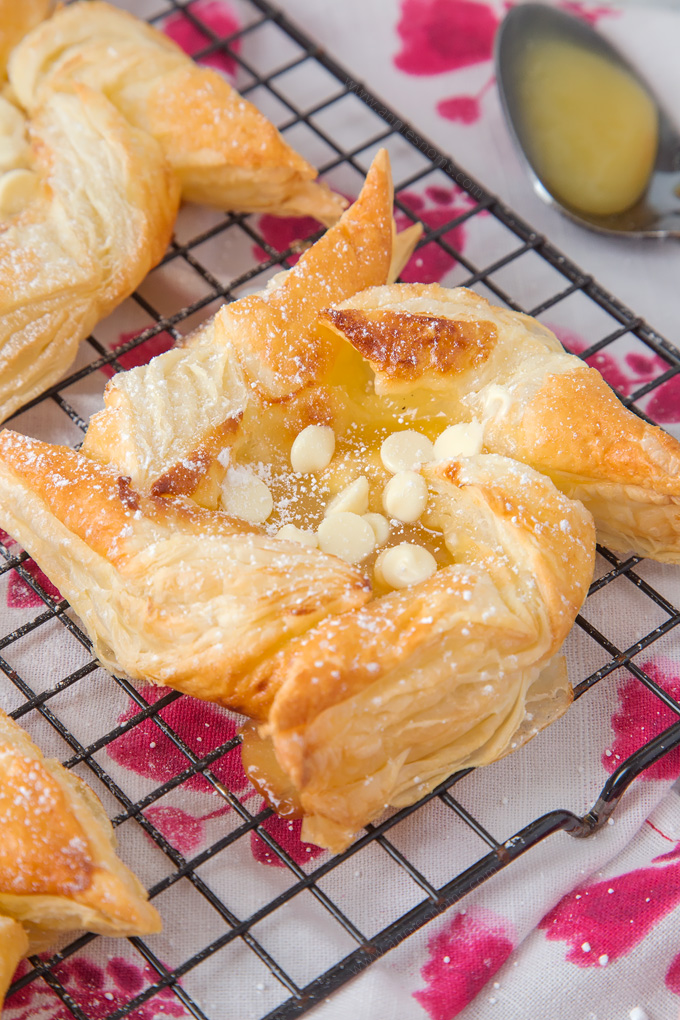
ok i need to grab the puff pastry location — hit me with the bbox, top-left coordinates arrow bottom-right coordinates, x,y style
0,0 -> 51,77
0,152 -> 419,719
0,150 -> 600,851
321,283 -> 680,562
0,707 -> 160,1007
0,916 -> 28,1014
0,84 -> 180,424
9,1 -> 346,223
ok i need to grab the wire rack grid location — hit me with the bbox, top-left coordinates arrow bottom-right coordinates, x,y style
2,0 -> 680,1017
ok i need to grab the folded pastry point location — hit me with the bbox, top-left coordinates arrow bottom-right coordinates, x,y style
255,454 -> 595,852
9,0 -> 346,223
0,83 -> 180,423
320,282 -> 680,562
0,431 -> 370,716
82,149 -> 419,497
0,708 -> 160,949
0,915 -> 28,1012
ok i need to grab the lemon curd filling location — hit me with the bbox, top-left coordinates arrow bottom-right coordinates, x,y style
215,345 -> 484,593
518,40 -> 658,217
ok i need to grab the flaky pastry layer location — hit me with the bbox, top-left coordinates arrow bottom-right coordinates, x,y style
9,1 -> 345,223
321,283 -> 680,561
0,709 -> 160,951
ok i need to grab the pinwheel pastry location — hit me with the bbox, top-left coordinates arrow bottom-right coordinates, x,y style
0,708 -> 160,1012
0,0 -> 345,423
0,151 -> 597,851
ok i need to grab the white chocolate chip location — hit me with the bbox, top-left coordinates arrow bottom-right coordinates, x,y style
433,419 -> 484,460
220,467 -> 273,524
480,384 -> 512,420
0,168 -> 38,217
290,425 -> 335,473
325,475 -> 369,517
375,543 -> 437,589
317,512 -> 375,564
276,524 -> 318,547
363,512 -> 390,546
382,471 -> 428,523
380,430 -> 434,473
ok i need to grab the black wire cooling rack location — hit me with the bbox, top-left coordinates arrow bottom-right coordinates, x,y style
3,0 -> 680,1017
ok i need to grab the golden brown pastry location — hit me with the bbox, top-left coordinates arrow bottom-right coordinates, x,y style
81,149 -> 416,493
0,708 -> 160,969
9,1 -> 345,223
0,0 -> 51,77
0,153 -> 599,852
0,433 -> 370,718
0,84 -> 180,424
321,283 -> 680,562
0,915 -> 28,1013
0,152 -> 417,718
253,454 -> 594,851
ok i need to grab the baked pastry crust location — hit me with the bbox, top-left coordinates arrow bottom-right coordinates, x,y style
81,149 -> 412,493
0,154 -> 601,851
257,454 -> 594,850
0,0 -> 51,77
0,84 -> 180,424
0,708 -> 161,946
0,915 -> 28,1014
9,1 -> 346,224
321,283 -> 680,562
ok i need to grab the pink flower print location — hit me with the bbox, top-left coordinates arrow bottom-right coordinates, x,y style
250,804 -> 325,868
544,322 -> 680,409
558,1 -> 618,25
252,212 -> 325,268
163,0 -> 241,78
5,956 -> 185,1020
602,660 -> 680,782
7,556 -> 62,609
396,187 -> 468,284
145,805 -> 206,856
395,0 -> 499,76
107,685 -> 248,795
666,950 -> 680,993
100,329 -> 175,380
437,75 -> 495,125
539,860 -> 680,966
647,374 -> 680,424
413,910 -> 514,1019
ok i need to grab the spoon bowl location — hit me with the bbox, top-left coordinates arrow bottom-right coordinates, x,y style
495,3 -> 680,238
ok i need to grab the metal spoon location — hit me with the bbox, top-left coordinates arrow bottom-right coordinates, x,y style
495,3 -> 680,238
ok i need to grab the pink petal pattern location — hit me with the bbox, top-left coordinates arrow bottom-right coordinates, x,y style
107,685 -> 248,795
395,0 -> 498,76
602,661 -> 680,783
539,859 -> 680,966
4,956 -> 185,1020
250,804 -> 325,868
163,0 -> 241,78
413,911 -> 514,1019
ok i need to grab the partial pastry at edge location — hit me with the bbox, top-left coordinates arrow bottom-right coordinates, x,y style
0,916 -> 28,1014
320,283 -> 680,562
0,708 -> 160,962
9,1 -> 346,224
0,84 -> 179,423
